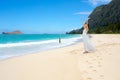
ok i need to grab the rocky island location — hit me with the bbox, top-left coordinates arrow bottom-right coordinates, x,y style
2,30 -> 23,34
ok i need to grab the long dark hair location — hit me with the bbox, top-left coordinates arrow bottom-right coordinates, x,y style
87,18 -> 90,28
85,22 -> 89,28
88,23 -> 89,28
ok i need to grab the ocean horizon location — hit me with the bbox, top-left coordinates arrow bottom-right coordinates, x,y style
0,34 -> 82,60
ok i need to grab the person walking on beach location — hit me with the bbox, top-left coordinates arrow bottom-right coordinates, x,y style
82,18 -> 95,53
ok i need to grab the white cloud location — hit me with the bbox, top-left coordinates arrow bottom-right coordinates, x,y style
88,0 -> 112,5
75,11 -> 92,15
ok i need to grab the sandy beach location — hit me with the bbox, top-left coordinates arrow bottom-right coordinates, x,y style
0,34 -> 120,80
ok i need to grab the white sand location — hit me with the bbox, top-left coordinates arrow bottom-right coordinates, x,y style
0,34 -> 120,80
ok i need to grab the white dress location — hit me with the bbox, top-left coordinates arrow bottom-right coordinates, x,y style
82,29 -> 95,52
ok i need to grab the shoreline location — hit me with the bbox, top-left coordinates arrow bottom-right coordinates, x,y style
0,38 -> 82,61
0,34 -> 120,80
0,35 -> 82,60
0,41 -> 82,61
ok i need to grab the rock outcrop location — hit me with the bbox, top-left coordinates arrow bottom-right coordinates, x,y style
89,0 -> 120,28
67,0 -> 120,34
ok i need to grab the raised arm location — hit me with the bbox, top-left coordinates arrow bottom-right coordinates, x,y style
86,18 -> 90,24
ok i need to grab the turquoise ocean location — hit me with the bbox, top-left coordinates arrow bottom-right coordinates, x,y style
0,34 -> 82,60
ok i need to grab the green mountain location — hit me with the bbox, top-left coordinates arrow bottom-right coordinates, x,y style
67,0 -> 120,34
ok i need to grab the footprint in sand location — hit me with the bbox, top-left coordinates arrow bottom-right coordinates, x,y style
100,58 -> 103,60
93,58 -> 96,61
83,71 -> 88,74
92,69 -> 97,72
70,50 -> 81,54
86,61 -> 92,65
87,77 -> 92,80
70,50 -> 77,54
99,75 -> 104,79
100,75 -> 104,77
96,56 -> 100,58
98,64 -> 102,67
89,66 -> 94,68
98,61 -> 101,64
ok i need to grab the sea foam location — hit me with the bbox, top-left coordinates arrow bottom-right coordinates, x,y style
0,35 -> 82,60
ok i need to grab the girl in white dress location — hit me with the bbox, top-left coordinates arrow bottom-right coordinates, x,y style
82,19 -> 95,53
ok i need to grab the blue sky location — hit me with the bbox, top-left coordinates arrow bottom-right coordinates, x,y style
0,0 -> 111,34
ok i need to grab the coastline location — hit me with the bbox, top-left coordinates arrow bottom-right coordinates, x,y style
0,34 -> 82,60
0,34 -> 120,80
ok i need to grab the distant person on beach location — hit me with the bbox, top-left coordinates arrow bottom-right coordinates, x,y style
82,18 -> 95,53
59,37 -> 61,43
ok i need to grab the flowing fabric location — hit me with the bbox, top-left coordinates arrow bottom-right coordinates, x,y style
82,29 -> 95,52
